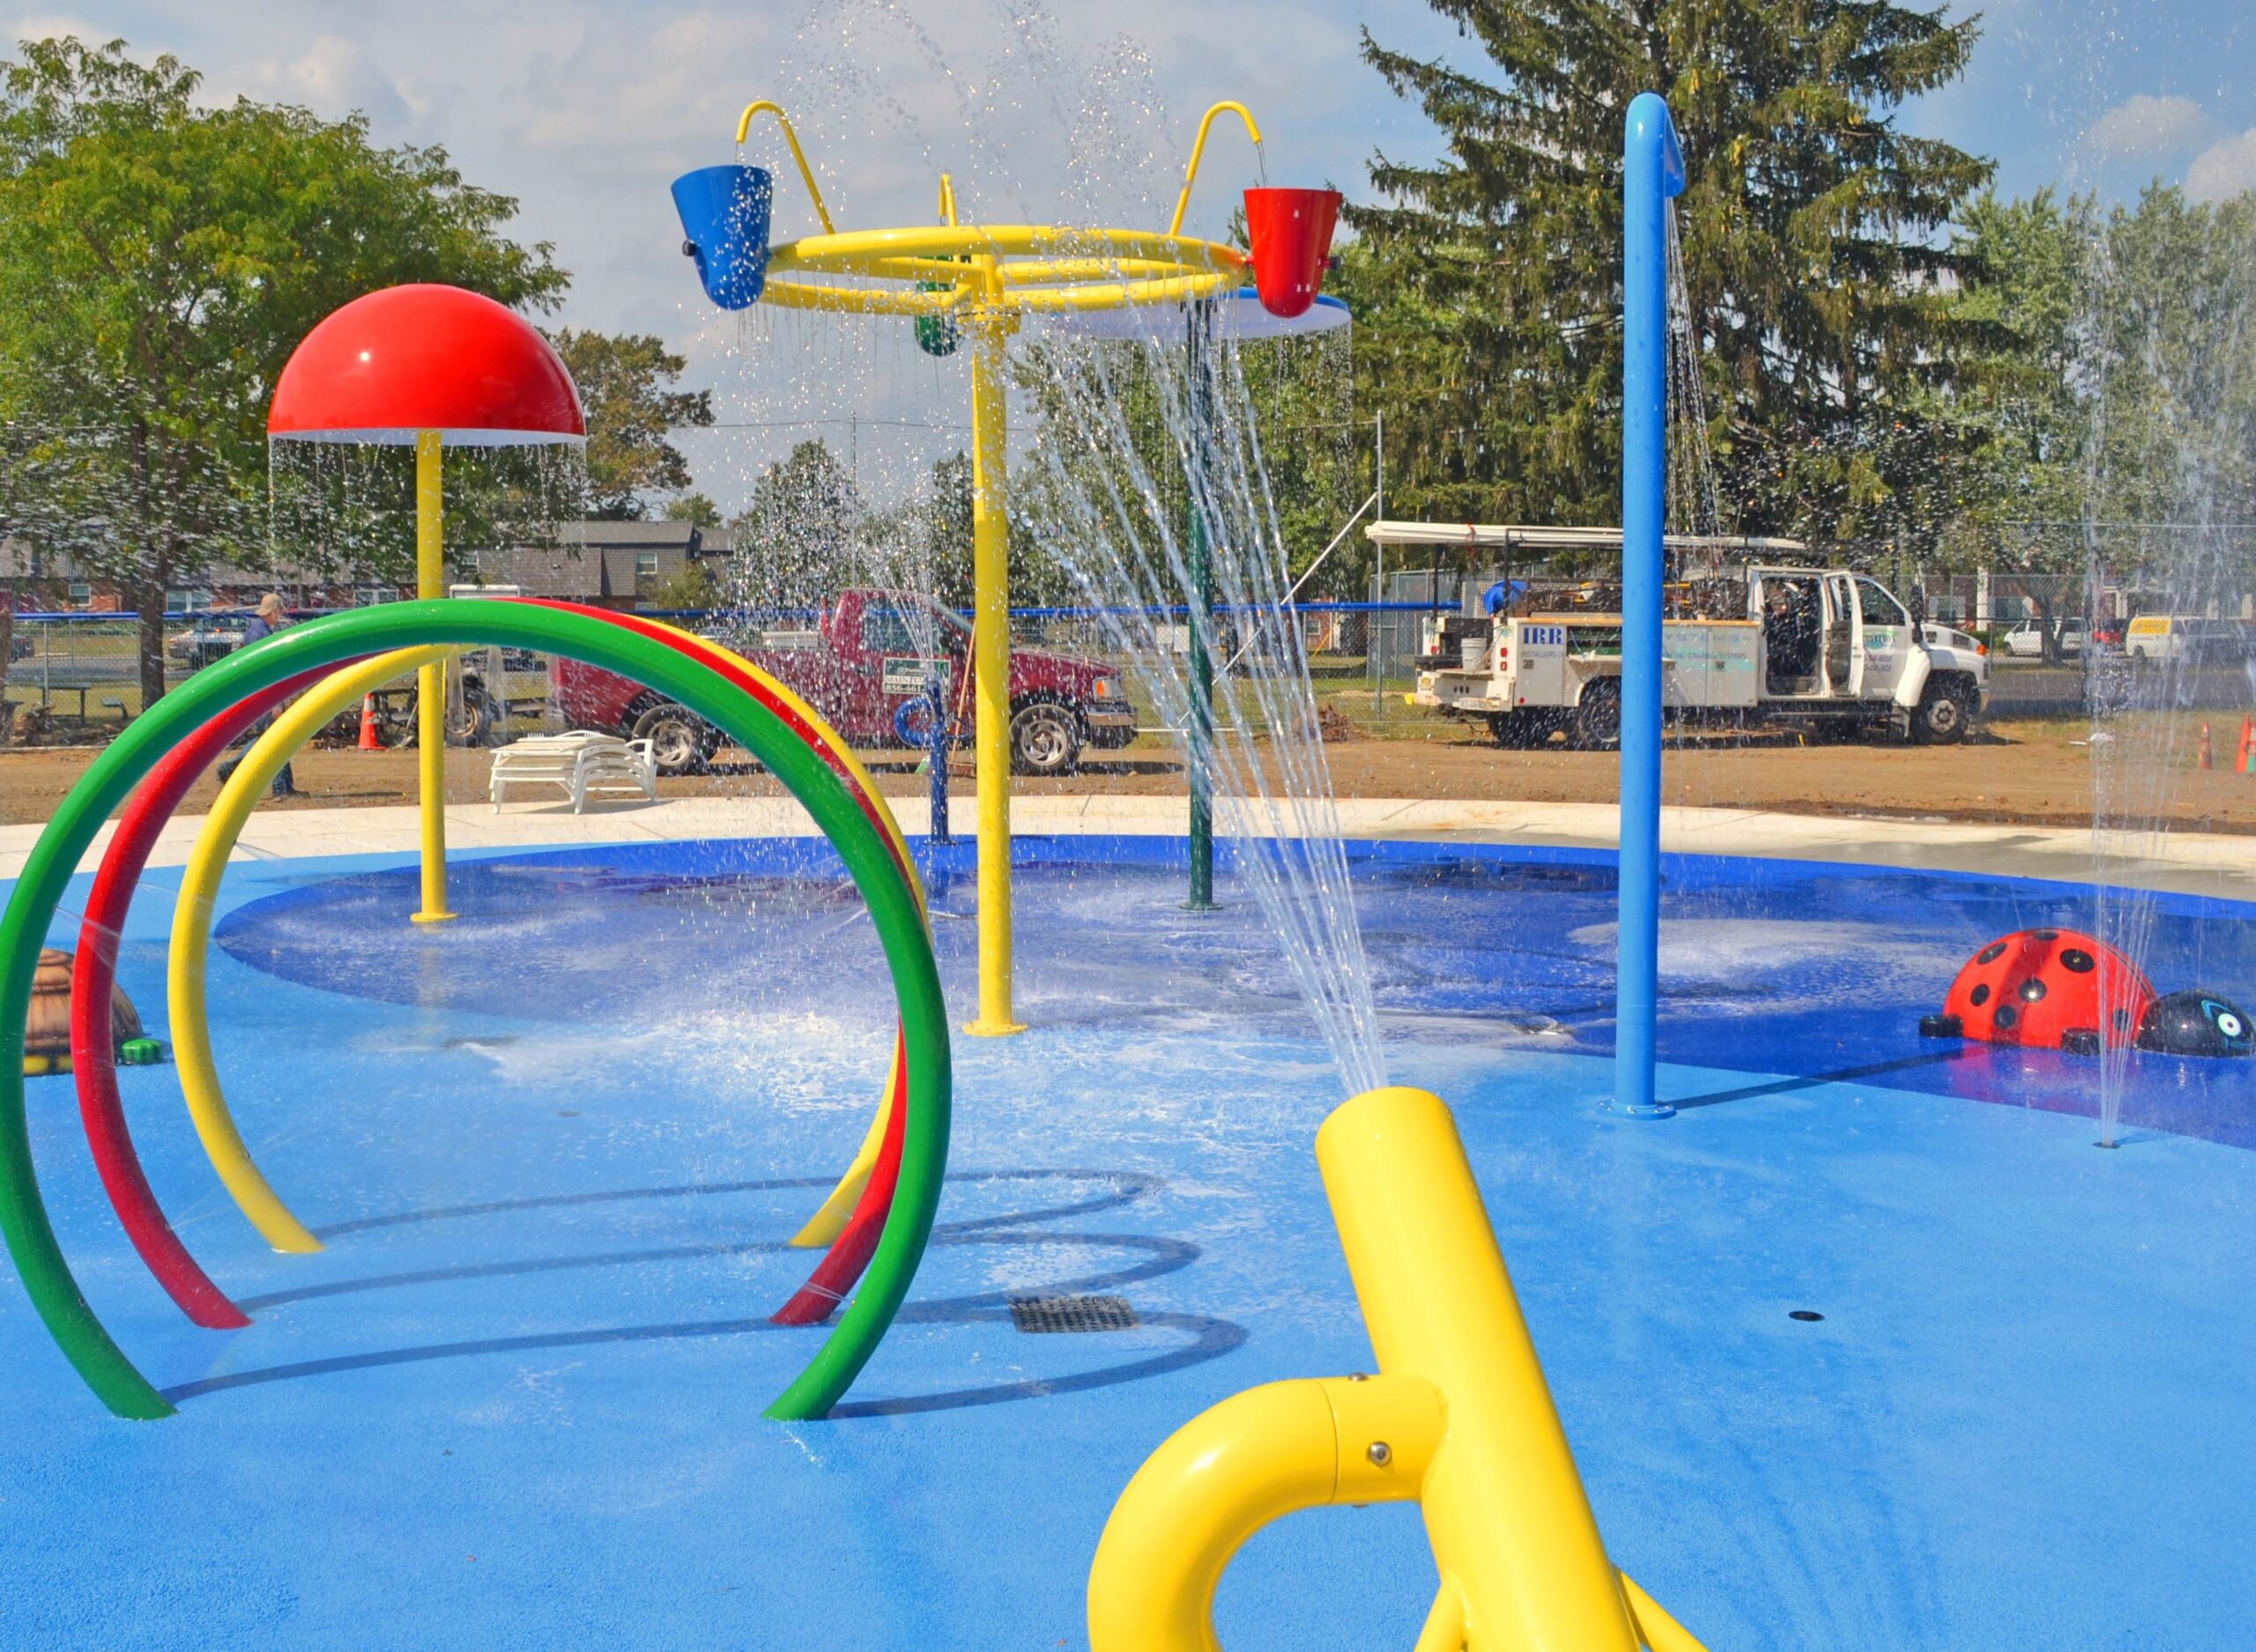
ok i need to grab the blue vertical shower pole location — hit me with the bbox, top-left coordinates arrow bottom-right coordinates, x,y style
1614,92 -> 1685,1121
1184,297 -> 1218,911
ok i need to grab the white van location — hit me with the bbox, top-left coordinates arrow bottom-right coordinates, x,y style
2124,616 -> 2248,663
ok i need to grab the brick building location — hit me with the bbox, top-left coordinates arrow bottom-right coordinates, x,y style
0,520 -> 735,613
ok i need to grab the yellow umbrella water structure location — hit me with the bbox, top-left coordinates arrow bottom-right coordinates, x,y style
682,99 -> 1286,1035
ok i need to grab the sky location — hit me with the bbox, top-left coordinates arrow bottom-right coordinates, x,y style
7,0 -> 2252,507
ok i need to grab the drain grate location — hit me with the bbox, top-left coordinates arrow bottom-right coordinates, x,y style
1007,1293 -> 1139,1334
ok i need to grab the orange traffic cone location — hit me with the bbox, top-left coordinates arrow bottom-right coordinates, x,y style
357,694 -> 381,752
2240,716 -> 2255,775
2200,722 -> 2214,769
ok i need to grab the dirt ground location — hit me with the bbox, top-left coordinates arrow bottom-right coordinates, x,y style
2,710 -> 2251,833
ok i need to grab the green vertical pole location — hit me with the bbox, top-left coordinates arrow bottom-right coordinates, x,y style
1185,298 -> 1217,910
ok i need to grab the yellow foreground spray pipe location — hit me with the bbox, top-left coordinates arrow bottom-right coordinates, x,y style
169,648 -> 447,1252
965,278 -> 1022,1036
1087,1085 -> 1708,1652
1088,1371 -> 1443,1648
412,431 -> 454,924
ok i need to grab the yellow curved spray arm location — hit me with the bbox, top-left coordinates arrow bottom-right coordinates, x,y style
736,100 -> 838,236
937,172 -> 958,228
1167,100 -> 1264,238
169,648 -> 448,1253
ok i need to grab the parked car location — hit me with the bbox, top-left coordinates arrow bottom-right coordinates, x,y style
165,619 -> 247,673
552,589 -> 1139,775
2000,617 -> 2084,659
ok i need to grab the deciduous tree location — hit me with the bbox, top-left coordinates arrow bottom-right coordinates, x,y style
545,330 -> 712,520
0,36 -> 566,702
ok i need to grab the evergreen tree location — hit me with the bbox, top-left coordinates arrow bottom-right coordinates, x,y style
1929,189 -> 2093,553
726,439 -> 861,611
1350,0 -> 1993,542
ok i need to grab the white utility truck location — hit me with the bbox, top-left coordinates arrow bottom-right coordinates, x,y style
1368,522 -> 1990,748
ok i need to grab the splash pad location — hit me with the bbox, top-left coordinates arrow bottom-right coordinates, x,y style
6,64 -> 2250,1652
8,830 -> 2255,1648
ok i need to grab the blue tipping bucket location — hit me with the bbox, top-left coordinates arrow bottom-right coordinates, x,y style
672,165 -> 774,310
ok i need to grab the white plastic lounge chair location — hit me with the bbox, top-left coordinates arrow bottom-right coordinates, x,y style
490,731 -> 658,814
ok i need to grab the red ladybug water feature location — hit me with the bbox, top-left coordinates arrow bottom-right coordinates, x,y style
1924,929 -> 2154,1054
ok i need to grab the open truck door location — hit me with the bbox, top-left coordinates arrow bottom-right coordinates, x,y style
1823,572 -> 1864,699
1850,575 -> 1916,707
1755,571 -> 1827,698
1894,582 -> 1935,717
851,598 -> 961,745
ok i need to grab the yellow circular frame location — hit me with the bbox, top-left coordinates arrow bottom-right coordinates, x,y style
761,224 -> 1248,321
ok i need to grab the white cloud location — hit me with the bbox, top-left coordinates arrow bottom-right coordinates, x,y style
7,14 -> 110,49
243,35 -> 419,127
2082,93 -> 2218,161
2187,129 -> 2256,204
519,11 -> 767,153
1,0 -> 1407,507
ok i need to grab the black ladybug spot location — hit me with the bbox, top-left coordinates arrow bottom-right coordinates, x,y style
1788,1310 -> 1825,1322
1970,983 -> 1992,1006
1993,1005 -> 2020,1031
1977,942 -> 2007,965
2114,1008 -> 2133,1032
2020,978 -> 2047,1003
2061,949 -> 2095,973
2033,929 -> 2059,941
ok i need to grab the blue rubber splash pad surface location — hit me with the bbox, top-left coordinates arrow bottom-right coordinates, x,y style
3,833 -> 2252,1650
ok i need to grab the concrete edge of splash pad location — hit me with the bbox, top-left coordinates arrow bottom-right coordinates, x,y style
5,791 -> 2246,898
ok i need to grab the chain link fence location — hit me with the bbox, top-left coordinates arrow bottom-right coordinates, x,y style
12,536 -> 2254,749
2,612 -> 195,742
0,610 -> 562,748
0,600 -> 1435,748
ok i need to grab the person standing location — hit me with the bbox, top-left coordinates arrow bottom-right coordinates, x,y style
214,594 -> 299,797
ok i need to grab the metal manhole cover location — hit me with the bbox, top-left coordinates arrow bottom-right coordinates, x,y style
1006,1293 -> 1139,1333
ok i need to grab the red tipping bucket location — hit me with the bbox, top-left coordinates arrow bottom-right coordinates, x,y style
1244,188 -> 1342,319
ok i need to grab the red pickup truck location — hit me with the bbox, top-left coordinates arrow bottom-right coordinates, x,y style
552,589 -> 1139,775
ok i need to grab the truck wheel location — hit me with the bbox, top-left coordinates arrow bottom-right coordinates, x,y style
1570,681 -> 1622,751
632,701 -> 715,774
387,687 -> 490,746
447,685 -> 496,746
1910,677 -> 1972,745
1010,702 -> 1080,776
